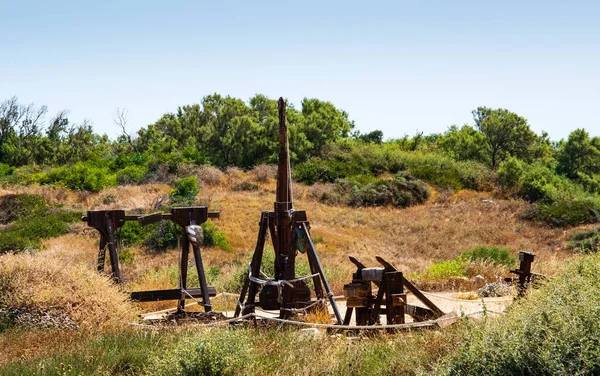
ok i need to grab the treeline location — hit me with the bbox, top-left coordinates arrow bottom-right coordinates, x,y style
1,94 -> 600,226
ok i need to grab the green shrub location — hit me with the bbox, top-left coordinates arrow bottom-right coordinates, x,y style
201,221 -> 232,251
118,221 -> 146,247
455,160 -> 496,191
346,175 -> 430,208
440,253 -> 600,375
498,156 -> 525,191
232,180 -> 259,191
0,163 -> 15,178
567,228 -> 600,253
402,153 -> 463,190
118,248 -> 135,264
143,221 -> 180,251
457,245 -> 516,267
294,158 -> 354,184
0,194 -> 49,224
146,329 -> 251,376
422,259 -> 467,280
169,176 -> 199,206
519,164 -> 574,202
116,165 -> 148,185
0,211 -> 80,252
524,197 -> 600,227
320,173 -> 429,208
41,162 -> 116,192
577,172 -> 600,194
102,194 -> 117,205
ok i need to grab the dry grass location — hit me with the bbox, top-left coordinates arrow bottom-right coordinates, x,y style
251,164 -> 277,182
0,252 -> 136,331
0,175 -> 576,320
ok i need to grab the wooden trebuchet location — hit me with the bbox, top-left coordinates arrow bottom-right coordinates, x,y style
235,97 -> 343,324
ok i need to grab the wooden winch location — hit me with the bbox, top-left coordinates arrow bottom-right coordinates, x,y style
343,256 -> 445,326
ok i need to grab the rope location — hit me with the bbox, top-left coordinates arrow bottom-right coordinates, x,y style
248,264 -> 319,288
132,310 -> 491,330
419,291 -> 513,302
280,298 -> 327,313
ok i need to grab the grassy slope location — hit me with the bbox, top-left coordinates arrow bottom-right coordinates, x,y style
0,169 -> 592,374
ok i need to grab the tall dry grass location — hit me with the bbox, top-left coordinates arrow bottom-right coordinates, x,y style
0,252 -> 136,331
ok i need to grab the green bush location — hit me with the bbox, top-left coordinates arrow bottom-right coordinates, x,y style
497,156 -> 525,191
201,221 -> 232,251
169,176 -> 199,206
440,253 -> 600,375
347,174 -> 430,208
143,221 -> 180,252
519,164 -> 576,202
567,228 -> 600,253
116,165 -> 148,185
457,245 -> 516,267
146,329 -> 251,376
524,197 -> 600,227
318,173 -> 429,208
118,221 -> 146,247
0,211 -> 80,252
422,259 -> 467,280
41,162 -> 116,192
232,180 -> 259,191
294,158 -> 355,184
455,160 -> 496,191
0,163 -> 15,178
0,194 -> 49,224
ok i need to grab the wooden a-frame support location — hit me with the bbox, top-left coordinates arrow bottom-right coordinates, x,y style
234,211 -> 343,324
84,207 -> 219,313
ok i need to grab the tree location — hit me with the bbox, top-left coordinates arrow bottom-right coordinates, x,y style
472,107 -> 538,167
438,125 -> 489,163
0,96 -> 47,166
357,130 -> 384,144
557,129 -> 600,178
298,98 -> 354,158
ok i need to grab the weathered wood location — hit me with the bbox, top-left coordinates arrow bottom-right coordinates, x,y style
301,223 -> 343,325
240,212 -> 269,315
385,271 -> 405,325
402,277 -> 444,317
178,234 -> 190,312
404,304 -> 436,322
130,287 -> 216,302
191,242 -> 212,312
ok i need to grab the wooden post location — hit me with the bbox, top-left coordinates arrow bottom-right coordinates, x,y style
240,212 -> 269,315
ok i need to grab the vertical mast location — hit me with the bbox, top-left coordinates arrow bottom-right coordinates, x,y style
276,97 -> 292,208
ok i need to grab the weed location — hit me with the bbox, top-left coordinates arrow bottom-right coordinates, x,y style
102,193 -> 117,205
169,176 -> 200,206
567,228 -> 600,253
232,180 -> 260,191
202,221 -> 232,251
457,245 -> 516,267
41,162 -> 117,192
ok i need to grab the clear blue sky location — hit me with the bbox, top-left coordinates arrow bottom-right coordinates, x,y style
1,0 -> 598,140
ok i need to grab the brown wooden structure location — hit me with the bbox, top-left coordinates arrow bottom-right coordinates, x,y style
343,256 -> 444,326
507,251 -> 538,297
84,207 -> 219,312
234,98 -> 343,324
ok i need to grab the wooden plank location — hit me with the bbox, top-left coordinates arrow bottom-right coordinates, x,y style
404,304 -> 436,322
130,287 -> 216,302
402,277 -> 444,317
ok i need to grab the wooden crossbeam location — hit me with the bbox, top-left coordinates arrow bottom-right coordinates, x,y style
130,287 -> 216,302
